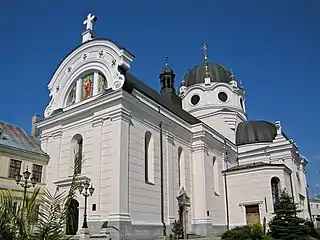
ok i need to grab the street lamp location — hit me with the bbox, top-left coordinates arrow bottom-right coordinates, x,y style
78,179 -> 95,229
15,167 -> 37,202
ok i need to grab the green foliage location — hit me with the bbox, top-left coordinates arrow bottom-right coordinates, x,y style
268,190 -> 312,240
0,154 -> 82,240
221,223 -> 265,240
221,225 -> 252,240
171,220 -> 184,239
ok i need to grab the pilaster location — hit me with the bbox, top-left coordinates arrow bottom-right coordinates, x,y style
166,134 -> 175,224
107,108 -> 131,222
90,116 -> 103,218
191,135 -> 213,236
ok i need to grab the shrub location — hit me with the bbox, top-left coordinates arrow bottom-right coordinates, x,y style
221,225 -> 252,240
221,223 -> 265,240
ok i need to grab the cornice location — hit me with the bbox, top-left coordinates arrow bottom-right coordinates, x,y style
109,107 -> 132,122
37,90 -> 123,129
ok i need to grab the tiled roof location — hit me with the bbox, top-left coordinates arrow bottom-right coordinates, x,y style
0,122 -> 47,156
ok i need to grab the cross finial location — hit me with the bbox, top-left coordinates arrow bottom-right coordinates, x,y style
201,43 -> 210,61
165,56 -> 168,68
83,13 -> 97,31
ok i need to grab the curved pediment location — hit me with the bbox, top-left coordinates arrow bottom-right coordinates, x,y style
44,39 -> 134,118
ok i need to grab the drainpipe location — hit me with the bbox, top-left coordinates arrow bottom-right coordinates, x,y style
224,173 -> 230,230
159,107 -> 166,236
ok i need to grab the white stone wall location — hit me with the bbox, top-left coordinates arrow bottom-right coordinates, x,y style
226,167 -> 291,227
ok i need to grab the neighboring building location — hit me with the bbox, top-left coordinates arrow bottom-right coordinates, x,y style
310,196 -> 320,228
37,13 -> 310,239
0,118 -> 49,199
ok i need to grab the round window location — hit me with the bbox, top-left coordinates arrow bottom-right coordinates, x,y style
190,95 -> 200,105
218,92 -> 228,102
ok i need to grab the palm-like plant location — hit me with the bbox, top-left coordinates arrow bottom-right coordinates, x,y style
0,153 -> 83,240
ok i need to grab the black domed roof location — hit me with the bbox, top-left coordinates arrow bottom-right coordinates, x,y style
183,62 -> 231,87
236,121 -> 277,146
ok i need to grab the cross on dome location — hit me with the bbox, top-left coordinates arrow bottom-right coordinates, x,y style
201,43 -> 210,77
83,13 -> 97,31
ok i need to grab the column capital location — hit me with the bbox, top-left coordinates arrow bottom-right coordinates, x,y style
166,134 -> 174,144
110,108 -> 131,123
52,130 -> 63,139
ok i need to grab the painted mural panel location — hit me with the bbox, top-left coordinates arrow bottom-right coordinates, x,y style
82,73 -> 94,100
98,73 -> 106,93
67,83 -> 76,106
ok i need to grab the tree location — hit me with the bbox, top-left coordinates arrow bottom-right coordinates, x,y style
0,154 -> 82,240
268,190 -> 311,240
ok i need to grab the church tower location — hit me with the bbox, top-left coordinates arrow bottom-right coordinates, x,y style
159,56 -> 182,106
179,44 -> 247,142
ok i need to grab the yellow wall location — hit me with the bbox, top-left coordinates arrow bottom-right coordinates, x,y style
0,150 -> 47,197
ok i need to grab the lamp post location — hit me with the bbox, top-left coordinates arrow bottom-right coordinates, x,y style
15,167 -> 37,202
78,179 -> 95,229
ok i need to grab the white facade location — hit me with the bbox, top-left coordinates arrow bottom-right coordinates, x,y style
37,14 -> 310,239
310,197 -> 320,228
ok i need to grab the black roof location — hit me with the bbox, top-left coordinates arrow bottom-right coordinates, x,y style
183,62 -> 231,87
123,72 -> 201,125
236,120 -> 277,146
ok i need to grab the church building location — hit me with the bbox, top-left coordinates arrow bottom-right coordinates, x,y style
37,14 -> 310,239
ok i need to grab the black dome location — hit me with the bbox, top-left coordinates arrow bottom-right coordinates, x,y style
183,62 -> 231,87
236,121 -> 277,146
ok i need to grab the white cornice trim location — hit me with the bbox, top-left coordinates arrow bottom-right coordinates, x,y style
224,164 -> 292,176
37,91 -> 123,129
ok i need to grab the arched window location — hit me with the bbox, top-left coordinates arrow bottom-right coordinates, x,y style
271,177 -> 280,205
145,131 -> 154,183
66,72 -> 107,107
178,147 -> 183,187
71,134 -> 83,175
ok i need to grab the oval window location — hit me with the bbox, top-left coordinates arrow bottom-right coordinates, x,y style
191,95 -> 200,105
218,92 -> 228,102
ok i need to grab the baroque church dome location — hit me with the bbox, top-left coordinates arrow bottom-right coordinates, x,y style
183,62 -> 231,87
236,121 -> 277,146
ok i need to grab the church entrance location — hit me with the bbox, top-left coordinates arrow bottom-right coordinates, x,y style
245,205 -> 260,225
66,199 -> 79,235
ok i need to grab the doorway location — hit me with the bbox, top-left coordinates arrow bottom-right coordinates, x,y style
246,205 -> 260,225
66,199 -> 79,235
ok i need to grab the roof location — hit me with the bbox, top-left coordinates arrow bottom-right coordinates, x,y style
236,120 -> 277,146
0,122 -> 47,156
183,62 -> 231,87
123,72 -> 201,125
223,161 -> 288,173
310,196 -> 320,202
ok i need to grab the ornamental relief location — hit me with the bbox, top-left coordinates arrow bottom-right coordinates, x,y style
45,41 -> 133,118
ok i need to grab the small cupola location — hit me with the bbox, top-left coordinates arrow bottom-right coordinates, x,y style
159,56 -> 181,106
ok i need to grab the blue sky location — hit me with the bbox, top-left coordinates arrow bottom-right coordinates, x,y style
0,1 -> 319,195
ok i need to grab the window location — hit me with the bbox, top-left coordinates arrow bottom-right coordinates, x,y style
92,204 -> 96,211
271,177 -> 280,206
144,131 -> 154,184
71,134 -> 83,175
178,147 -> 183,187
218,92 -> 228,102
8,159 -> 22,179
190,95 -> 200,105
32,164 -> 43,183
